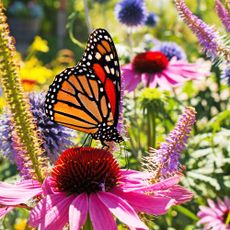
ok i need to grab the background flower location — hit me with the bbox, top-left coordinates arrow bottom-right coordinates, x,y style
197,197 -> 230,229
145,12 -> 159,27
122,51 -> 211,91
0,93 -> 75,163
115,0 -> 147,27
154,41 -> 187,61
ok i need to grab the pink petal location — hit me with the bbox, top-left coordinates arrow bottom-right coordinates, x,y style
0,180 -> 42,205
97,191 -> 148,229
119,170 -> 151,190
198,206 -> 218,217
156,185 -> 193,204
0,207 -> 13,219
155,73 -> 173,90
162,70 -> 187,84
224,197 -> 230,208
217,198 -> 227,212
89,193 -> 117,230
121,65 -> 141,92
69,193 -> 88,230
29,193 -> 74,230
126,176 -> 181,193
113,188 -> 175,215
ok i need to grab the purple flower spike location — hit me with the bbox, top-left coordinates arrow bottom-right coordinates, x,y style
215,0 -> 230,32
174,0 -> 221,60
145,107 -> 196,179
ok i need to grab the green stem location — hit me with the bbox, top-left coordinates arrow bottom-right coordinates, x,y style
83,216 -> 93,230
152,111 -> 156,148
147,108 -> 152,149
83,0 -> 92,34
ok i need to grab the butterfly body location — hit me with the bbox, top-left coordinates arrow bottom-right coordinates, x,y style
45,29 -> 123,144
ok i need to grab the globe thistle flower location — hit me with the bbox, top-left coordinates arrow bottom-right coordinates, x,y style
143,107 -> 196,180
122,51 -> 211,91
197,197 -> 230,229
154,41 -> 187,61
0,147 -> 193,229
115,0 -> 147,27
215,0 -> 230,32
145,12 -> 159,27
0,93 -> 75,163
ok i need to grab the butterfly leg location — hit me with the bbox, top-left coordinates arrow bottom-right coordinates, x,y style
82,134 -> 92,147
101,140 -> 109,149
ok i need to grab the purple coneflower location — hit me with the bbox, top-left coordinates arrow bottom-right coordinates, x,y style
115,0 -> 147,27
143,107 -> 196,179
0,147 -> 193,229
122,51 -> 211,91
197,197 -> 230,230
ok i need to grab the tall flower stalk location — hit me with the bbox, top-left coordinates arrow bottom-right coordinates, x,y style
0,3 -> 47,182
215,0 -> 230,33
174,0 -> 230,62
143,107 -> 196,181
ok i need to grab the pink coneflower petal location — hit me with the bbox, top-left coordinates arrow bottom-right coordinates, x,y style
0,207 -> 13,218
142,73 -> 157,88
199,206 -> 219,217
162,70 -> 187,84
155,185 -> 193,204
29,194 -> 74,230
217,198 -> 227,212
0,180 -> 42,205
97,191 -> 148,229
69,193 -> 88,230
89,193 -> 117,230
224,197 -> 230,207
129,176 -> 181,193
112,188 -> 175,215
122,64 -> 142,92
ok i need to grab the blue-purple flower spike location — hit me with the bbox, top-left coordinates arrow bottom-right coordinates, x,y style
174,0 -> 230,62
145,107 -> 196,179
115,0 -> 147,27
215,0 -> 230,33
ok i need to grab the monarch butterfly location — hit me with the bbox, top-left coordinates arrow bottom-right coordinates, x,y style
44,28 -> 123,145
